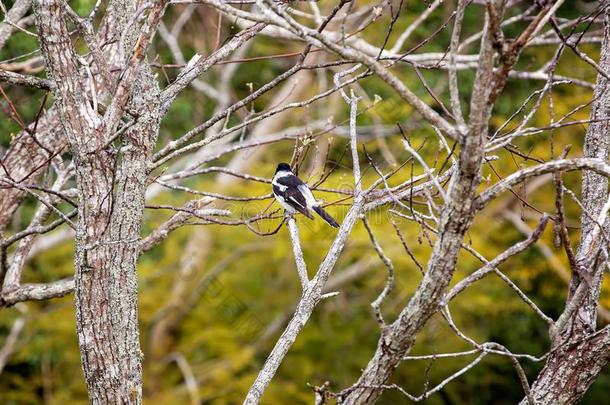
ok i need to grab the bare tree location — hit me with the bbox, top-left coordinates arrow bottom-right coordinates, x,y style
2,0 -> 610,403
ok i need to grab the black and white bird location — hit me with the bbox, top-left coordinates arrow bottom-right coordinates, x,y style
272,162 -> 339,228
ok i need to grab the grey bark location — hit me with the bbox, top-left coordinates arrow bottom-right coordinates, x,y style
0,0 -> 158,304
33,0 -> 163,402
523,328 -> 610,404
339,3 -> 514,402
0,69 -> 51,89
0,0 -> 135,234
520,3 -> 610,403
8,1 -> 610,403
0,109 -> 63,233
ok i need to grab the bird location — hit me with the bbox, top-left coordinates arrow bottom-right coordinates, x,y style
272,162 -> 339,228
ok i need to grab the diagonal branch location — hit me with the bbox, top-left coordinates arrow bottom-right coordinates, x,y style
243,196 -> 365,405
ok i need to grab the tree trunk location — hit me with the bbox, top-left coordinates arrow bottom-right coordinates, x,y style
33,0 -> 162,402
522,330 -> 610,404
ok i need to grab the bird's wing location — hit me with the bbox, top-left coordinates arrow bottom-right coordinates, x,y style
273,173 -> 315,218
275,174 -> 305,188
276,174 -> 318,206
284,187 -> 313,219
297,184 -> 318,207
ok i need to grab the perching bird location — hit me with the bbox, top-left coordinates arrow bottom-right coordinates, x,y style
272,162 -> 339,228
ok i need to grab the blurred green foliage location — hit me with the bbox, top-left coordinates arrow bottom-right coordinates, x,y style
2,1 -> 610,404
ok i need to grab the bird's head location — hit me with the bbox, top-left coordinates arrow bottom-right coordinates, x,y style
275,162 -> 292,173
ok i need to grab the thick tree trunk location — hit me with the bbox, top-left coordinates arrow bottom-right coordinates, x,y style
522,329 -> 610,404
33,0 -> 162,402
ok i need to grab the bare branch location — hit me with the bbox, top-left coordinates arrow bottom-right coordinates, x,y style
0,278 -> 74,307
286,216 -> 309,290
244,197 -> 365,404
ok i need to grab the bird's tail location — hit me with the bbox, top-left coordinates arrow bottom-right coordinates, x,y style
312,206 -> 339,228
